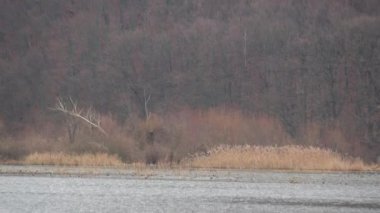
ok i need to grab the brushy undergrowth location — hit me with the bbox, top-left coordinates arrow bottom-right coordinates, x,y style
24,152 -> 123,167
185,145 -> 375,171
2,109 -> 379,170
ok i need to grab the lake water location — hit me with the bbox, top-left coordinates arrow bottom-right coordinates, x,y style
0,172 -> 379,212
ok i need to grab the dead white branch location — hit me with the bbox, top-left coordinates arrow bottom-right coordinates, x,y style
51,97 -> 107,136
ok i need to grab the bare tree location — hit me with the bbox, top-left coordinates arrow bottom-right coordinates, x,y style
143,89 -> 151,121
51,97 -> 107,143
244,28 -> 247,72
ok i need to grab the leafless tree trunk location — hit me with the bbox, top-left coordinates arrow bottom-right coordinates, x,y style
67,117 -> 78,144
143,89 -> 151,121
244,28 -> 247,72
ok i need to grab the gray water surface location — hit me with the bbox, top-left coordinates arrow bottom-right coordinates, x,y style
0,173 -> 379,213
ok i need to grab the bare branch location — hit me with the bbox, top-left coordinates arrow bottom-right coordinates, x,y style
51,97 -> 107,136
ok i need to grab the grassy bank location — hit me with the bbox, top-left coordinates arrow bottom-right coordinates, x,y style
24,153 -> 123,167
185,145 -> 377,171
19,145 -> 379,171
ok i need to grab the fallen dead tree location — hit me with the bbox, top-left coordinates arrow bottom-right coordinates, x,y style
51,97 -> 107,143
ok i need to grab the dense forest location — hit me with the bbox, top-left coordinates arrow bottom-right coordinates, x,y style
0,0 -> 379,162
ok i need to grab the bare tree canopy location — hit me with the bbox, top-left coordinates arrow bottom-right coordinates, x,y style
0,0 -> 379,161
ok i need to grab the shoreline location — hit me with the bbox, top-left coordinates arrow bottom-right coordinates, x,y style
1,164 -> 379,184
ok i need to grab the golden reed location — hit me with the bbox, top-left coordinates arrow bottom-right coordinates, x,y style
24,152 -> 123,167
186,145 -> 375,171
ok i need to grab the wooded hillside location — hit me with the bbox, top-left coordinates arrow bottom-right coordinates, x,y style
0,0 -> 379,162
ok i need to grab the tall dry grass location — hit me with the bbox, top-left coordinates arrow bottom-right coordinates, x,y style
186,145 -> 373,171
24,152 -> 123,167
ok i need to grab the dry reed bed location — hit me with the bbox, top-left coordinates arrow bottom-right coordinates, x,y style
186,145 -> 374,171
22,146 -> 378,171
24,152 -> 123,167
